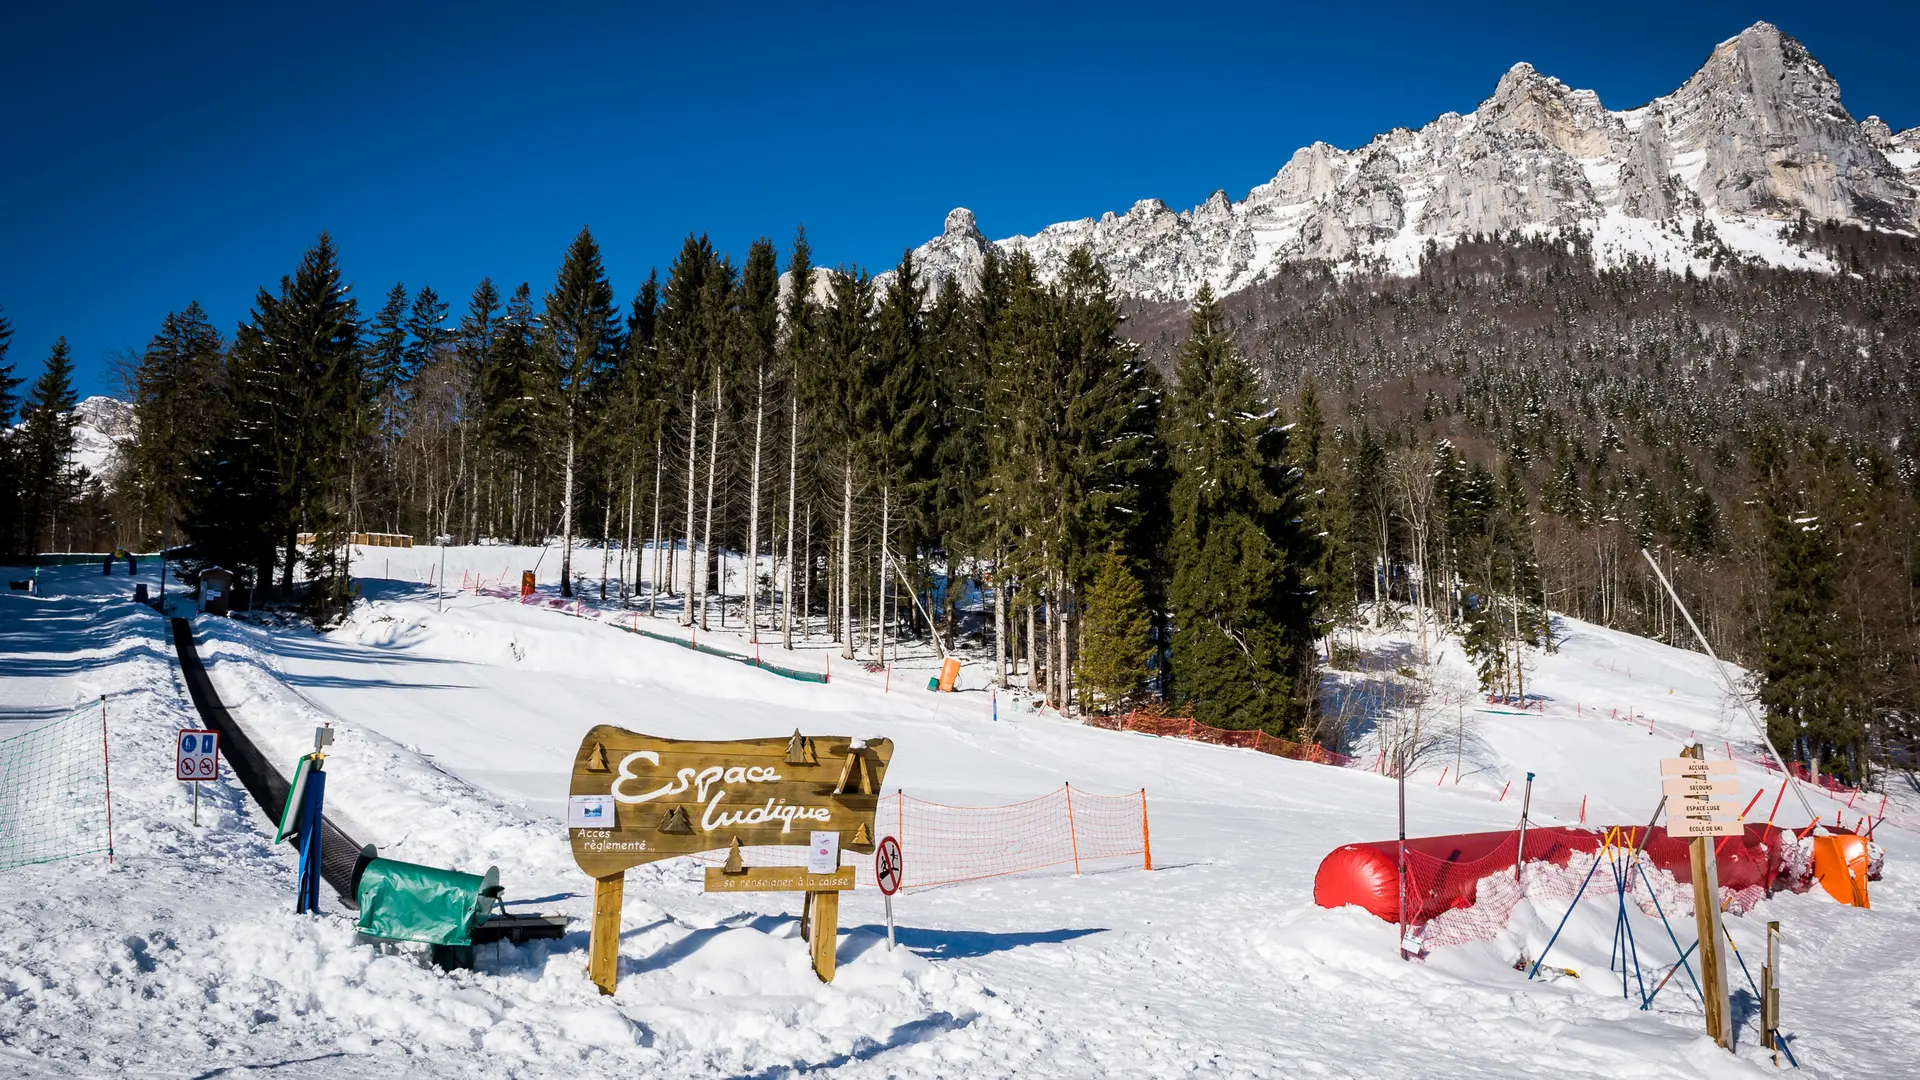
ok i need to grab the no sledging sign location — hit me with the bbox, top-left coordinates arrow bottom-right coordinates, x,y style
177,729 -> 219,781
875,836 -> 903,896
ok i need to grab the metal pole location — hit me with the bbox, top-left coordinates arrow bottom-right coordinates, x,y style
1639,548 -> 1817,823
438,541 -> 447,613
192,781 -> 199,827
884,894 -> 895,951
100,696 -> 114,867
1397,748 -> 1408,960
1514,772 -> 1535,882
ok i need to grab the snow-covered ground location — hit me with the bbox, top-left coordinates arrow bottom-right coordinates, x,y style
2,550 -> 1916,1078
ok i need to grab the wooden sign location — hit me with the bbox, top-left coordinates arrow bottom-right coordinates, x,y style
1674,800 -> 1741,815
570,727 -> 893,995
567,726 -> 893,878
1669,816 -> 1743,837
1661,777 -> 1737,797
1660,758 -> 1736,775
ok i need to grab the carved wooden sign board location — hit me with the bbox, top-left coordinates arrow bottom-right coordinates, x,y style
568,726 -> 892,876
568,726 -> 894,992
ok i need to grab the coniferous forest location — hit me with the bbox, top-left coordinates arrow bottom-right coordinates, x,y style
2,223 -> 1916,784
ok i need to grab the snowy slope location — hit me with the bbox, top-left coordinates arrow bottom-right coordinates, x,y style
891,23 -> 1919,302
3,555 -> 1918,1078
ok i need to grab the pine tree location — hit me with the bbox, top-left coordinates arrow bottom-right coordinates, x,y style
186,233 -> 361,601
0,308 -> 22,556
779,228 -> 816,647
15,338 -> 80,551
541,227 -> 622,597
367,283 -> 410,448
1754,435 -> 1865,780
130,303 -> 224,547
740,237 -> 780,638
1078,546 -> 1153,712
405,286 -> 451,374
1293,378 -> 1358,662
871,248 -> 931,660
1165,285 -> 1316,733
811,267 -> 877,658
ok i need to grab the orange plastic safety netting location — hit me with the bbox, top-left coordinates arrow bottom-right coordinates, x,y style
689,785 -> 1152,890
1086,709 -> 1356,767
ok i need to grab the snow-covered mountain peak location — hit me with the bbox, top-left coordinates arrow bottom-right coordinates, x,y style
897,21 -> 1916,303
70,396 -> 135,479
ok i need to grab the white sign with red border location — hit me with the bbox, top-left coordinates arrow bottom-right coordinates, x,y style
876,835 -> 903,896
177,729 -> 219,781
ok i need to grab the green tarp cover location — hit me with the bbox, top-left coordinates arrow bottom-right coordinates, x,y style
355,858 -> 493,947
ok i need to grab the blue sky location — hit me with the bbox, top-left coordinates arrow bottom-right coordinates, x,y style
3,2 -> 1916,397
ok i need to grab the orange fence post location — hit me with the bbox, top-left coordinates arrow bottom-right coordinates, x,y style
1064,783 -> 1081,876
1140,789 -> 1153,872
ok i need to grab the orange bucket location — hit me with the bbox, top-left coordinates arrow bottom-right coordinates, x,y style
937,656 -> 961,692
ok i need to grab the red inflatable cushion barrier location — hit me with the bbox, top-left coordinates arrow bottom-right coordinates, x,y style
1313,824 -> 1791,936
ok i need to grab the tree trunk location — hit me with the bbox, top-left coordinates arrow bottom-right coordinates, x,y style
994,549 -> 1008,689
841,457 -> 854,660
877,486 -> 890,665
682,386 -> 699,623
802,501 -> 812,643
600,485 -> 612,601
747,365 -> 765,641
623,449 -> 637,604
783,394 -> 797,649
699,372 -> 721,632
1058,575 -> 1072,716
649,435 -> 663,617
1025,595 -> 1037,698
560,427 -> 576,598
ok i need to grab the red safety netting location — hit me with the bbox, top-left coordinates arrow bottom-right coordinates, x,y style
1086,708 -> 1356,767
1317,824 -> 1795,950
688,785 -> 1152,891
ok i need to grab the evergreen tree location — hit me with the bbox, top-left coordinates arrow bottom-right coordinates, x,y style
739,238 -> 781,635
810,267 -> 877,657
186,233 -> 361,601
1165,285 -> 1316,733
1754,436 -> 1865,780
404,285 -> 451,374
541,227 -> 622,596
0,308 -> 20,555
130,303 -> 224,547
1292,378 -> 1358,660
1078,546 -> 1152,712
15,338 -> 80,552
367,283 -> 409,446
778,228 -> 816,646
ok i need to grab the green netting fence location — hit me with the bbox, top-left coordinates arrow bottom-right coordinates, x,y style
614,618 -> 830,684
0,701 -> 112,871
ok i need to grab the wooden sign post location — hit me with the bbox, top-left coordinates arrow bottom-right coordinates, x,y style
1761,920 -> 1782,1065
567,727 -> 893,994
1662,746 -> 1737,1049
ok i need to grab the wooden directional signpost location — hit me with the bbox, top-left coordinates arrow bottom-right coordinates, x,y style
568,726 -> 893,994
1661,747 -> 1737,1048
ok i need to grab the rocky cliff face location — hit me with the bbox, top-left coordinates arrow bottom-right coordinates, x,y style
901,23 -> 1919,303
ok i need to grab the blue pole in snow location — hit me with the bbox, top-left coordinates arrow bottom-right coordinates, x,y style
1635,860 -> 1702,1002
295,767 -> 326,914
1528,841 -> 1610,981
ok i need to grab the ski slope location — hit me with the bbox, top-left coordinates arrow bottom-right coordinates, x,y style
1,552 -> 1916,1079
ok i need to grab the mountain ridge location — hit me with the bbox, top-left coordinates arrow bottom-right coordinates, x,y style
891,22 -> 1919,304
